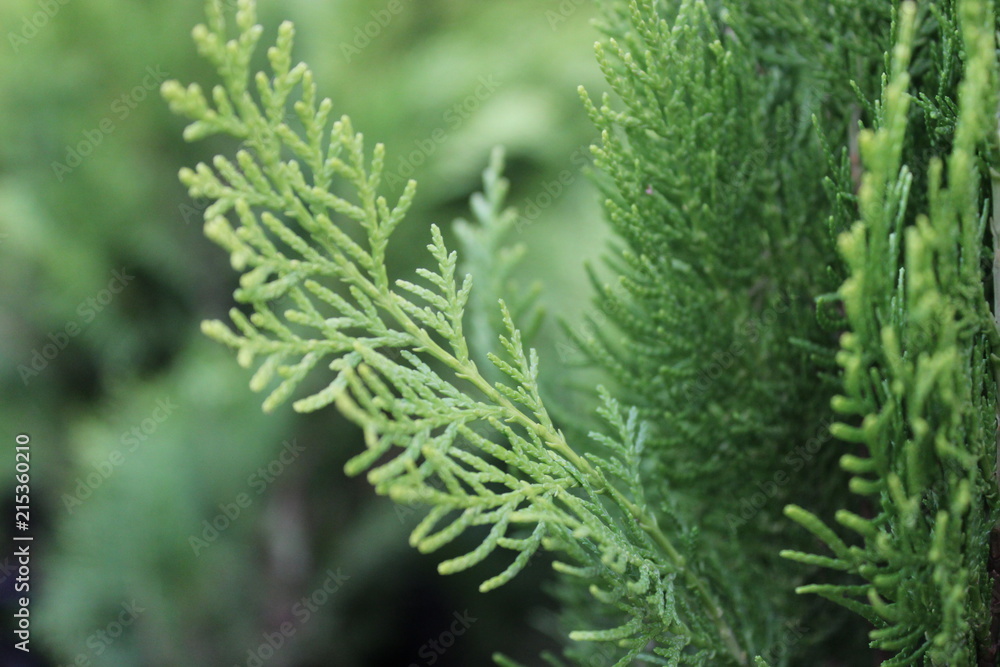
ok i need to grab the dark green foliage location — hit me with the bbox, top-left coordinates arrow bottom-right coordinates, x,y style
166,0 -> 1000,664
783,3 -> 1000,663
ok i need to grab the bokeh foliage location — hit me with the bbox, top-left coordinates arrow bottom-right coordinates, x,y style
0,1 -> 602,664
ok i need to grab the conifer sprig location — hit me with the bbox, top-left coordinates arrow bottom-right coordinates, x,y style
454,147 -> 543,383
163,1 -> 750,663
782,2 -> 1000,662
163,0 -> 1000,663
577,0 -> 864,658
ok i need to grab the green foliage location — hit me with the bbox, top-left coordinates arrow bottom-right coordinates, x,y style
165,0 -> 1000,664
163,0 -> 747,662
454,147 -> 544,383
782,2 -> 1000,663
3,0 -> 595,664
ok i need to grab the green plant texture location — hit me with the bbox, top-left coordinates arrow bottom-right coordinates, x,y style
163,0 -> 1000,664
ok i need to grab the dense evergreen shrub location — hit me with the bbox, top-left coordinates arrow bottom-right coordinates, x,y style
165,0 -> 1000,663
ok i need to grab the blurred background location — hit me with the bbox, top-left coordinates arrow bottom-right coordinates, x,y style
0,0 -> 609,665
